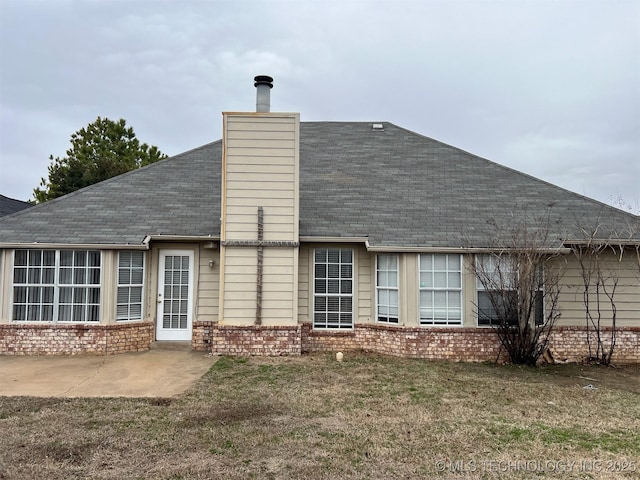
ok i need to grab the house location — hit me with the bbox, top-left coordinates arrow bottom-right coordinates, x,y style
0,195 -> 31,217
1,76 -> 639,361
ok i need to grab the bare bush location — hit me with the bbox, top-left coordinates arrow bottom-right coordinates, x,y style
571,238 -> 625,365
469,225 -> 565,366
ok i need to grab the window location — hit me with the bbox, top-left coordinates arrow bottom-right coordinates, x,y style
117,251 -> 144,321
476,254 -> 543,326
376,254 -> 398,323
419,254 -> 462,326
13,249 -> 101,322
313,248 -> 353,329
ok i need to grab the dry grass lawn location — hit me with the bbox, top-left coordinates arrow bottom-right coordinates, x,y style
1,353 -> 639,479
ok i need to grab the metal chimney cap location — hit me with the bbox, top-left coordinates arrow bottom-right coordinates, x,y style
254,75 -> 274,88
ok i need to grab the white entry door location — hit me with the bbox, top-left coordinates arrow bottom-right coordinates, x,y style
156,250 -> 194,341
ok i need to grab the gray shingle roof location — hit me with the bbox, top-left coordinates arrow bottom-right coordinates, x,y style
0,195 -> 32,217
1,122 -> 637,248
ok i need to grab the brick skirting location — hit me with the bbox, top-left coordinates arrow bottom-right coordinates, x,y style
193,321 -> 214,351
548,326 -> 640,364
302,323 -> 505,361
301,324 -> 640,364
2,321 -> 638,363
0,322 -> 154,355
211,324 -> 302,356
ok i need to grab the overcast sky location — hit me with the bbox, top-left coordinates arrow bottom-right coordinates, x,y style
1,0 -> 638,211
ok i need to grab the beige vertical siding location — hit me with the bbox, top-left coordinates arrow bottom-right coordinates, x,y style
219,112 -> 300,326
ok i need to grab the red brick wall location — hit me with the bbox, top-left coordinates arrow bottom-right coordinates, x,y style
193,321 -> 214,351
0,322 -> 154,355
302,323 -> 505,361
548,326 -> 640,364
212,324 -> 301,356
2,321 -> 638,363
301,324 -> 640,364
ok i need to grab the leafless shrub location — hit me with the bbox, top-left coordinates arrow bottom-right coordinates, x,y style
469,221 -> 565,366
571,227 -> 628,365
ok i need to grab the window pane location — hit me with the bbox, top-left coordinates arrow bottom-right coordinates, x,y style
60,268 -> 72,284
434,272 -> 447,288
13,304 -> 26,321
340,297 -> 352,313
315,264 -> 326,279
131,252 -> 143,267
117,304 -> 129,318
14,268 -> 27,284
87,288 -> 100,303
448,291 -> 461,308
130,304 -> 142,319
314,296 -> 326,311
42,287 -> 55,303
43,267 -> 55,284
130,287 -> 142,303
88,251 -> 101,267
27,304 -> 41,321
74,251 -> 86,266
380,289 -> 389,305
74,268 -> 86,284
341,264 -> 352,279
28,268 -> 41,284
389,290 -> 398,307
119,269 -> 131,284
328,264 -> 339,279
131,270 -> 143,284
28,250 -> 42,266
119,252 -> 131,268
42,305 -> 54,321
60,250 -> 73,266
59,305 -> 72,322
14,286 -> 27,303
14,250 -> 28,266
58,287 -> 72,303
434,254 -> 447,270
117,287 -> 129,304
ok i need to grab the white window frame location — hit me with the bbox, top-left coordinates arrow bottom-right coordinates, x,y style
116,251 -> 145,322
376,254 -> 399,324
312,248 -> 354,330
418,253 -> 463,326
12,249 -> 102,323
